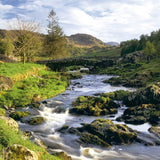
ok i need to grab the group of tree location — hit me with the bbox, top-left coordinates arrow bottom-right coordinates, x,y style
0,9 -> 68,64
120,29 -> 160,60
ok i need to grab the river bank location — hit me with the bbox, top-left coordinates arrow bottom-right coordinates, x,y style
18,74 -> 160,160
0,63 -> 70,160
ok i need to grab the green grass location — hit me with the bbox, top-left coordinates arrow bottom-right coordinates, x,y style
0,119 -> 61,160
79,47 -> 121,59
0,64 -> 68,108
0,63 -> 45,78
99,56 -> 160,87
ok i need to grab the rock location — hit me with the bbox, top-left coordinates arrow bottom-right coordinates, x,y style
79,132 -> 111,148
4,144 -> 38,160
32,94 -> 41,103
69,95 -> 119,116
124,82 -> 160,107
9,111 -> 30,121
53,151 -> 72,160
28,116 -> 45,125
68,127 -> 81,135
149,127 -> 160,139
0,116 -> 18,132
56,125 -> 69,133
0,108 -> 6,116
78,119 -> 137,146
0,75 -> 13,91
116,104 -> 160,125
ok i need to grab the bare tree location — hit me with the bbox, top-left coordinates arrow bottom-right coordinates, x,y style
7,18 -> 42,63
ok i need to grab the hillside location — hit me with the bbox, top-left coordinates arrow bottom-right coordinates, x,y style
66,33 -> 109,48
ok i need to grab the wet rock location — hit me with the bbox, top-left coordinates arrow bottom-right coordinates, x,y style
9,111 -> 30,121
28,116 -> 45,125
124,82 -> 160,107
68,127 -> 81,135
69,95 -> 119,116
77,119 -> 137,147
79,132 -> 111,148
53,151 -> 72,160
149,127 -> 160,139
116,104 -> 160,125
0,116 -> 18,132
56,125 -> 69,133
4,144 -> 38,160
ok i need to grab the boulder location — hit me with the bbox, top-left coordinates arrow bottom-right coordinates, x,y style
69,96 -> 119,116
0,75 -> 13,91
124,82 -> 160,107
4,144 -> 38,160
53,152 -> 72,160
28,116 -> 45,125
9,111 -> 30,121
0,116 -> 18,132
116,104 -> 160,125
149,127 -> 160,139
77,119 -> 137,146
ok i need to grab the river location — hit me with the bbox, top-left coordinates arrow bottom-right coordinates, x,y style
19,74 -> 160,160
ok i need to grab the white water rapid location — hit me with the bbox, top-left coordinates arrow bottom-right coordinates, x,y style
19,74 -> 160,160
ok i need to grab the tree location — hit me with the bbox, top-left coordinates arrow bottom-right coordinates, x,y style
0,37 -> 14,56
45,9 -> 68,59
8,18 -> 42,63
144,41 -> 155,61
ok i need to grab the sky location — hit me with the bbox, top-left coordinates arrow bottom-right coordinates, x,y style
0,0 -> 160,43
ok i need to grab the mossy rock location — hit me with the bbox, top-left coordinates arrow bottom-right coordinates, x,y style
101,90 -> 130,101
80,119 -> 137,145
70,95 -> 119,116
79,132 -> 111,148
117,104 -> 160,125
9,111 -> 30,121
124,83 -> 160,107
53,152 -> 72,160
4,144 -> 38,160
0,116 -> 18,132
28,116 -> 45,125
0,108 -> 5,116
149,127 -> 160,139
0,75 -> 13,90
57,125 -> 69,133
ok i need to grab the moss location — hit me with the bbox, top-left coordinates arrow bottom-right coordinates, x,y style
80,132 -> 111,148
9,111 -> 30,121
0,108 -> 5,116
79,119 -> 137,146
70,95 -> 119,116
117,104 -> 160,125
28,117 -> 45,125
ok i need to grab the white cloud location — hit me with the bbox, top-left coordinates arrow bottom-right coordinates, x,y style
1,0 -> 160,42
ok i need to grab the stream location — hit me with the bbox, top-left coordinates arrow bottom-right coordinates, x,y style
19,74 -> 160,160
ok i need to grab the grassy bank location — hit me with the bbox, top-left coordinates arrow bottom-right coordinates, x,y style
0,63 -> 68,108
0,62 -> 69,159
0,119 -> 61,160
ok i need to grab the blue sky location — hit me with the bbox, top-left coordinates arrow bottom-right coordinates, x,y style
1,0 -> 160,43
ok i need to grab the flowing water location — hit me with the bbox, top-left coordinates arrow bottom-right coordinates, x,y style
19,74 -> 160,160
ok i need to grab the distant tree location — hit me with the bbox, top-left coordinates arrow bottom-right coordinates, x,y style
8,18 -> 42,63
121,39 -> 139,56
0,37 -> 14,55
144,41 -> 155,61
44,9 -> 68,59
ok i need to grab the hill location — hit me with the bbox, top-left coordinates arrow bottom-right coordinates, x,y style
106,42 -> 119,46
66,33 -> 109,48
